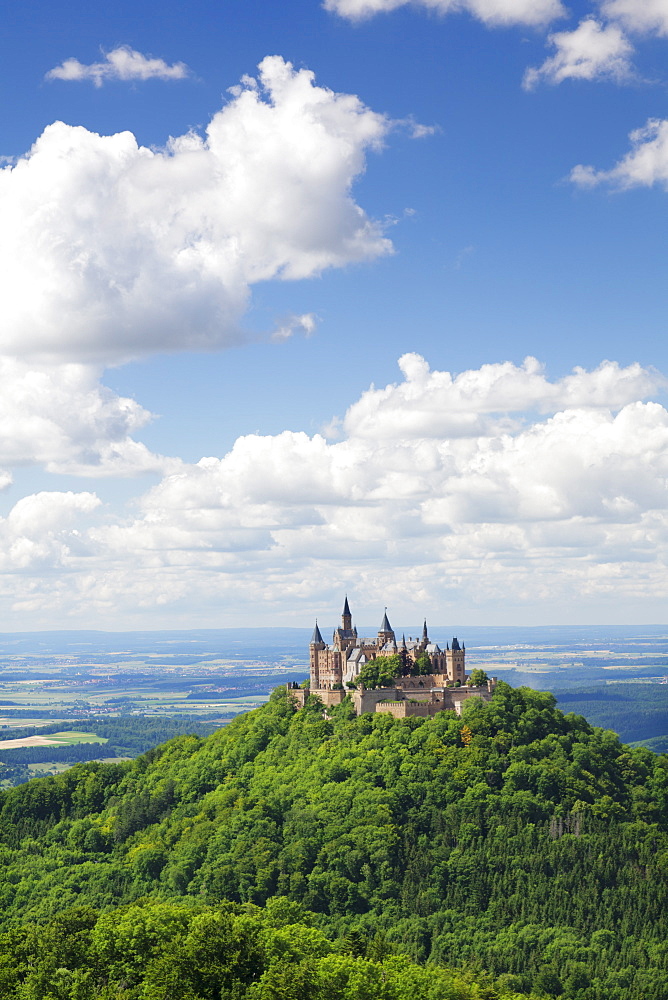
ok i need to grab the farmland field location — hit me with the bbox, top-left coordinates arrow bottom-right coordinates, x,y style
0,731 -> 107,749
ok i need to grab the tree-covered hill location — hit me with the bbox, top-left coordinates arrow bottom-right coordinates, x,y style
0,683 -> 665,999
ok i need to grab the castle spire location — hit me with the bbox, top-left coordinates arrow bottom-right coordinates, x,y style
310,620 -> 323,644
422,619 -> 429,642
342,595 -> 352,632
380,608 -> 393,634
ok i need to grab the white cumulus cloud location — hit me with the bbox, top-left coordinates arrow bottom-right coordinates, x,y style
0,56 -> 392,363
0,492 -> 101,573
2,354 -> 662,625
342,353 -> 662,437
45,46 -> 190,87
570,117 -> 668,188
0,359 -> 174,479
523,18 -> 634,88
599,0 -> 668,37
324,0 -> 564,26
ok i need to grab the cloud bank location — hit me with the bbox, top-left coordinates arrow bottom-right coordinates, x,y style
46,47 -> 190,87
5,356 -> 668,625
0,56 -> 392,363
324,0 -> 563,26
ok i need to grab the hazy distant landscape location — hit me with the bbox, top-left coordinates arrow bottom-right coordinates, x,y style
0,624 -> 665,776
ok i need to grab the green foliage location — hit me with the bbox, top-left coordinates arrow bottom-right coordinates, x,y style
0,684 -> 664,998
0,899 -> 543,1000
411,653 -> 432,676
357,655 -> 401,689
468,669 -> 489,687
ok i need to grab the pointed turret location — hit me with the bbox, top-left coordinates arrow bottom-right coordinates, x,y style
310,621 -> 324,645
378,607 -> 395,648
422,619 -> 429,642
342,596 -> 352,633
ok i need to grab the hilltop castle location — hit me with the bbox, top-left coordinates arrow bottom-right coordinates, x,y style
290,598 -> 495,718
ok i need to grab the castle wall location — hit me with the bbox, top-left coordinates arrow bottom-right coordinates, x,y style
318,689 -> 347,708
301,681 -> 496,718
376,700 -> 439,719
287,685 -> 308,708
352,687 -> 402,714
396,675 -> 436,691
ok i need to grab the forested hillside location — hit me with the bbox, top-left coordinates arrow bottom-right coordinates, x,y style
0,684 -> 665,999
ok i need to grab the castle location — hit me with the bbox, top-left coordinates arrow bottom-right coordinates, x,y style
289,598 -> 496,718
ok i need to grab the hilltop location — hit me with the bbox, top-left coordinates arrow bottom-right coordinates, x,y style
0,683 -> 665,998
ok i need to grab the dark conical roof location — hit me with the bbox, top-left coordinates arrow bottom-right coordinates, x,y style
380,610 -> 393,633
422,619 -> 429,640
310,621 -> 323,644
342,596 -> 351,616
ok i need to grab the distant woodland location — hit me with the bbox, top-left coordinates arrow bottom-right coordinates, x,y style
0,684 -> 664,998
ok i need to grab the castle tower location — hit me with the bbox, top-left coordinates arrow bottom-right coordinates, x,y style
342,596 -> 352,633
309,620 -> 325,688
422,620 -> 429,645
377,608 -> 395,648
446,637 -> 466,684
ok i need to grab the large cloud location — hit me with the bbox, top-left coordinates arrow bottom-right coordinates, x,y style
5,355 -> 668,624
0,492 -> 101,575
0,56 -> 391,363
0,359 -> 173,480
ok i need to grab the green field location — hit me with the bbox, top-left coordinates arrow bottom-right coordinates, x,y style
46,731 -> 107,744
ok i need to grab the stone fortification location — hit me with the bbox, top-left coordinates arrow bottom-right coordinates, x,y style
289,598 -> 496,718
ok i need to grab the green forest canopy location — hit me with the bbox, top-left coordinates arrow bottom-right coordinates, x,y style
0,683 -> 664,999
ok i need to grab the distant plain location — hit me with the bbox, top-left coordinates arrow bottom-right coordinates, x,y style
0,624 -> 666,752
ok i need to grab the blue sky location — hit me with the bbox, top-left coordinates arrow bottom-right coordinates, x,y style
2,0 -> 668,629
